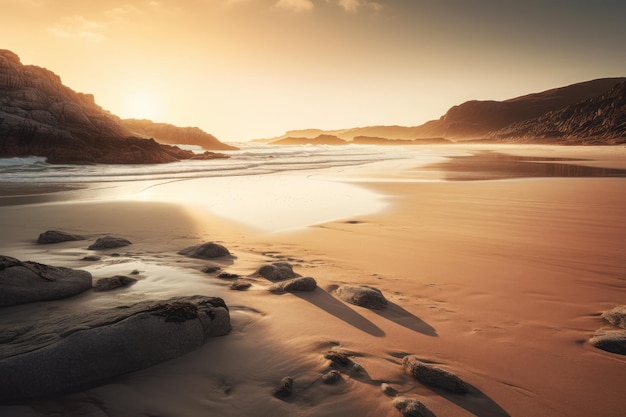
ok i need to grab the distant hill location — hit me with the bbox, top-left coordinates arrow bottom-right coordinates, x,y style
122,119 -> 238,151
258,77 -> 626,145
270,134 -> 347,146
0,49 -> 228,164
490,81 -> 626,144
352,136 -> 452,145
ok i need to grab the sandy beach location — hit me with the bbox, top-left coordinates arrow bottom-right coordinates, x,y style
1,144 -> 625,417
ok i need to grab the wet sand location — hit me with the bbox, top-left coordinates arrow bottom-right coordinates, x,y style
0,145 -> 625,417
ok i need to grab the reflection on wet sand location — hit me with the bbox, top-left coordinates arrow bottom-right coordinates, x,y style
423,152 -> 626,181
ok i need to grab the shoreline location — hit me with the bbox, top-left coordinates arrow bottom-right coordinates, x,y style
1,144 -> 625,417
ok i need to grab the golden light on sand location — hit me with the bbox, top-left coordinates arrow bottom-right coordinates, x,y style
123,90 -> 164,121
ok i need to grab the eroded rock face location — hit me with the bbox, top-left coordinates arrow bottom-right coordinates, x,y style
178,242 -> 231,259
256,262 -> 300,281
0,295 -> 231,403
402,355 -> 469,394
0,49 -> 229,164
0,255 -> 92,307
269,276 -> 317,293
393,397 -> 430,417
335,285 -> 388,310
87,236 -> 132,250
37,230 -> 85,244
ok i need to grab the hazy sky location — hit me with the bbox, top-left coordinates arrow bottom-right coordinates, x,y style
2,0 -> 625,141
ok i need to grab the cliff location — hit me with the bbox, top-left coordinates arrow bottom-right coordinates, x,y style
0,50 -> 227,164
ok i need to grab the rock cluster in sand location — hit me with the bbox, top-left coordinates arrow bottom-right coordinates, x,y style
590,305 -> 626,355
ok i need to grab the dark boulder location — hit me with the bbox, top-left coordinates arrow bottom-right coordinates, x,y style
269,276 -> 317,293
93,275 -> 137,292
0,295 -> 231,403
335,285 -> 388,310
256,262 -> 300,281
0,255 -> 92,307
589,329 -> 626,355
87,236 -> 132,250
402,355 -> 469,393
230,280 -> 252,291
37,230 -> 85,244
178,242 -> 231,259
321,370 -> 342,384
272,376 -> 294,399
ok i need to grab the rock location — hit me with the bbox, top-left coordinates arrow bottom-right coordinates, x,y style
272,376 -> 294,399
87,236 -> 132,250
0,50 -> 230,164
81,255 -> 101,261
93,275 -> 137,292
324,351 -> 353,366
0,255 -> 92,307
321,370 -> 342,384
402,355 -> 469,394
203,265 -> 221,274
335,284 -> 388,310
218,272 -> 240,279
230,280 -> 252,291
589,329 -> 626,355
393,397 -> 430,417
269,277 -> 317,293
178,242 -> 231,259
601,306 -> 626,329
37,230 -> 85,244
382,383 -> 398,396
256,262 -> 300,281
0,295 -> 231,403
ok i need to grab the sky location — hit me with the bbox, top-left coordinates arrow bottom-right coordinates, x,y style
1,0 -> 625,141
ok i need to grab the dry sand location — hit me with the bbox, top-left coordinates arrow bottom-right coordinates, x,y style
0,145 -> 625,417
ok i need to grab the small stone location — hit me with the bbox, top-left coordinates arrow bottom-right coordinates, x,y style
257,262 -> 300,281
272,376 -> 293,398
324,351 -> 353,366
335,285 -> 388,310
601,306 -> 626,329
393,397 -> 429,417
202,266 -> 221,274
93,275 -> 137,292
37,230 -> 85,244
402,355 -> 469,394
130,269 -> 140,275
321,370 -> 342,384
88,236 -> 132,250
178,242 -> 230,259
230,281 -> 252,291
269,277 -> 317,293
218,272 -> 240,279
81,255 -> 101,261
381,383 -> 398,396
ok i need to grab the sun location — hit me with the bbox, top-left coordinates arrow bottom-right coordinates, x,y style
123,90 -> 164,121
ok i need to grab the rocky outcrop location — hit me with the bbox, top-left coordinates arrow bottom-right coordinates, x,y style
87,236 -> 132,250
393,397 -> 430,417
589,329 -> 626,355
491,81 -> 626,144
0,255 -> 92,306
178,242 -> 231,259
601,305 -> 626,329
402,355 -> 469,393
335,285 -> 388,310
37,230 -> 85,244
0,295 -> 231,402
122,118 -> 239,151
0,49 -> 228,164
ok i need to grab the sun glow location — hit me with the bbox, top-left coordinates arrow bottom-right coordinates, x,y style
123,90 -> 164,120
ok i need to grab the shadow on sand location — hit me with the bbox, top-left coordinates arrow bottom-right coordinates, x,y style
293,290 -> 385,337
372,302 -> 437,337
432,383 -> 511,417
